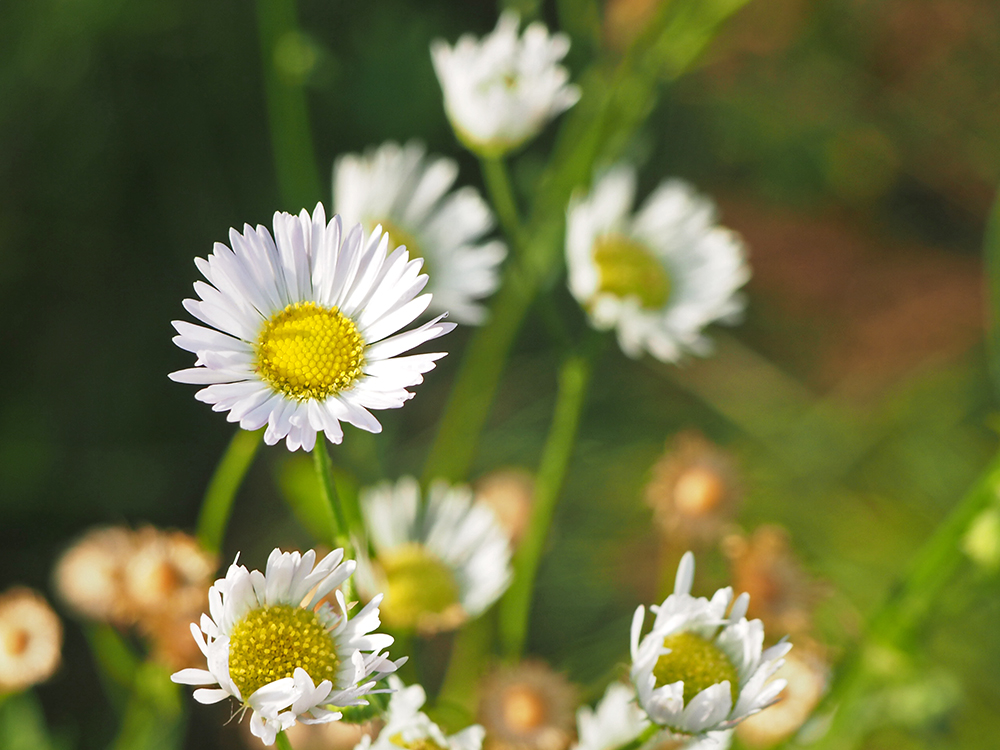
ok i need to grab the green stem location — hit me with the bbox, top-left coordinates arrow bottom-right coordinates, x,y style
276,729 -> 295,750
612,724 -> 659,750
312,442 -> 348,547
196,428 -> 263,554
802,448 -> 1000,750
254,0 -> 322,210
499,355 -> 592,658
481,156 -> 524,253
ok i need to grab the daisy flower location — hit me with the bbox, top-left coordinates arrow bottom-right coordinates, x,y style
355,477 -> 513,634
171,548 -> 403,746
431,12 -> 580,157
333,141 -> 507,325
0,588 -> 62,693
630,552 -> 790,738
565,166 -> 749,363
357,676 -> 485,750
169,203 -> 455,451
478,660 -> 577,750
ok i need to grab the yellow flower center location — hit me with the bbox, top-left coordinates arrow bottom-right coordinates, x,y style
376,219 -> 429,277
592,234 -> 670,309
673,467 -> 726,517
255,302 -> 365,401
379,543 -> 460,631
391,736 -> 448,750
653,631 -> 739,706
502,685 -> 547,732
227,604 -> 339,700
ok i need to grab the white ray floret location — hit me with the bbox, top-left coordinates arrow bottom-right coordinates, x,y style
334,141 -> 506,325
630,552 -> 790,738
431,11 -> 580,156
355,477 -> 513,633
566,166 -> 750,363
171,548 -> 404,746
356,676 -> 485,750
170,203 -> 455,451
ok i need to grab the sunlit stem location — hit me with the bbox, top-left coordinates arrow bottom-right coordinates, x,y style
197,428 -> 264,554
798,449 -> 1000,750
276,729 -> 295,750
481,156 -> 524,254
499,355 -> 592,658
312,442 -> 348,546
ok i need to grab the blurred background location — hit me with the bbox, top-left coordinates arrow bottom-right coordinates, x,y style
1,0 -> 999,748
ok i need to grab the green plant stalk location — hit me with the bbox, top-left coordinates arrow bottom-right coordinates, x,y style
276,730 -> 295,750
312,442 -> 348,548
481,156 -> 524,253
197,428 -> 263,554
799,448 -> 1000,750
612,724 -> 659,750
499,355 -> 591,658
985,188 -> 1000,401
255,0 -> 322,210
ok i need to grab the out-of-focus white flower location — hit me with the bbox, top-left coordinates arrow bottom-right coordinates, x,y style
170,203 -> 454,451
334,141 -> 506,325
356,477 -> 512,633
630,553 -> 790,738
478,661 -> 577,750
566,166 -> 749,363
357,676 -> 485,750
171,548 -> 403,746
0,588 -> 62,693
431,12 -> 580,156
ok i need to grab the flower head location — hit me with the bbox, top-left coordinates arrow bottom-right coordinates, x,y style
478,661 -> 577,750
54,526 -> 135,624
171,548 -> 403,746
474,468 -> 535,548
334,141 -> 507,325
356,478 -> 512,634
566,167 -> 749,363
170,203 -> 455,451
431,12 -> 580,156
572,682 -> 648,750
630,553 -> 790,738
357,676 -> 485,750
0,588 -> 62,693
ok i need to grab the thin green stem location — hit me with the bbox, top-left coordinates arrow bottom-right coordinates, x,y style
254,0 -> 322,210
799,448 -> 1000,750
276,729 -> 295,750
611,724 -> 659,750
481,156 -> 524,253
197,428 -> 263,554
312,442 -> 348,547
499,355 -> 592,658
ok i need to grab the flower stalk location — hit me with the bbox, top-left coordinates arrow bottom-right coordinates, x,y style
196,428 -> 263,554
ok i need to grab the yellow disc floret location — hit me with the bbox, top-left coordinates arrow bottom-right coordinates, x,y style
653,631 -> 739,706
228,604 -> 339,700
592,234 -> 671,309
379,543 -> 460,631
256,302 -> 365,401
376,218 -> 430,277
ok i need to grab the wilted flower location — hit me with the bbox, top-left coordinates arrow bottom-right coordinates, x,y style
645,432 -> 741,546
479,661 -> 577,750
170,203 -> 455,451
53,526 -> 135,624
736,641 -> 828,748
334,141 -> 507,325
356,477 -> 512,634
171,548 -> 403,746
630,552 -> 790,738
431,12 -> 580,157
0,588 -> 62,693
565,166 -> 749,362
358,676 -> 485,750
123,527 -> 218,620
474,468 -> 536,548
722,526 -> 822,637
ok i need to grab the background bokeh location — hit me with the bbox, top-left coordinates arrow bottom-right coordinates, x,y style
2,0 -> 999,748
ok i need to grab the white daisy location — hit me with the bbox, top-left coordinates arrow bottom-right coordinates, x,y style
630,552 -> 790,738
431,12 -> 581,157
333,141 -> 507,325
0,588 -> 62,693
355,477 -> 513,633
565,166 -> 750,363
171,548 -> 403,746
356,676 -> 485,750
169,203 -> 455,451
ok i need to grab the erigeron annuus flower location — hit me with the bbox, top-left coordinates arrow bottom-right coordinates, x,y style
630,552 -> 790,738
171,548 -> 403,746
357,676 -> 485,750
0,588 -> 62,693
479,661 -> 577,750
355,477 -> 512,634
565,166 -> 749,363
169,203 -> 455,451
431,12 -> 581,157
334,141 -> 507,326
